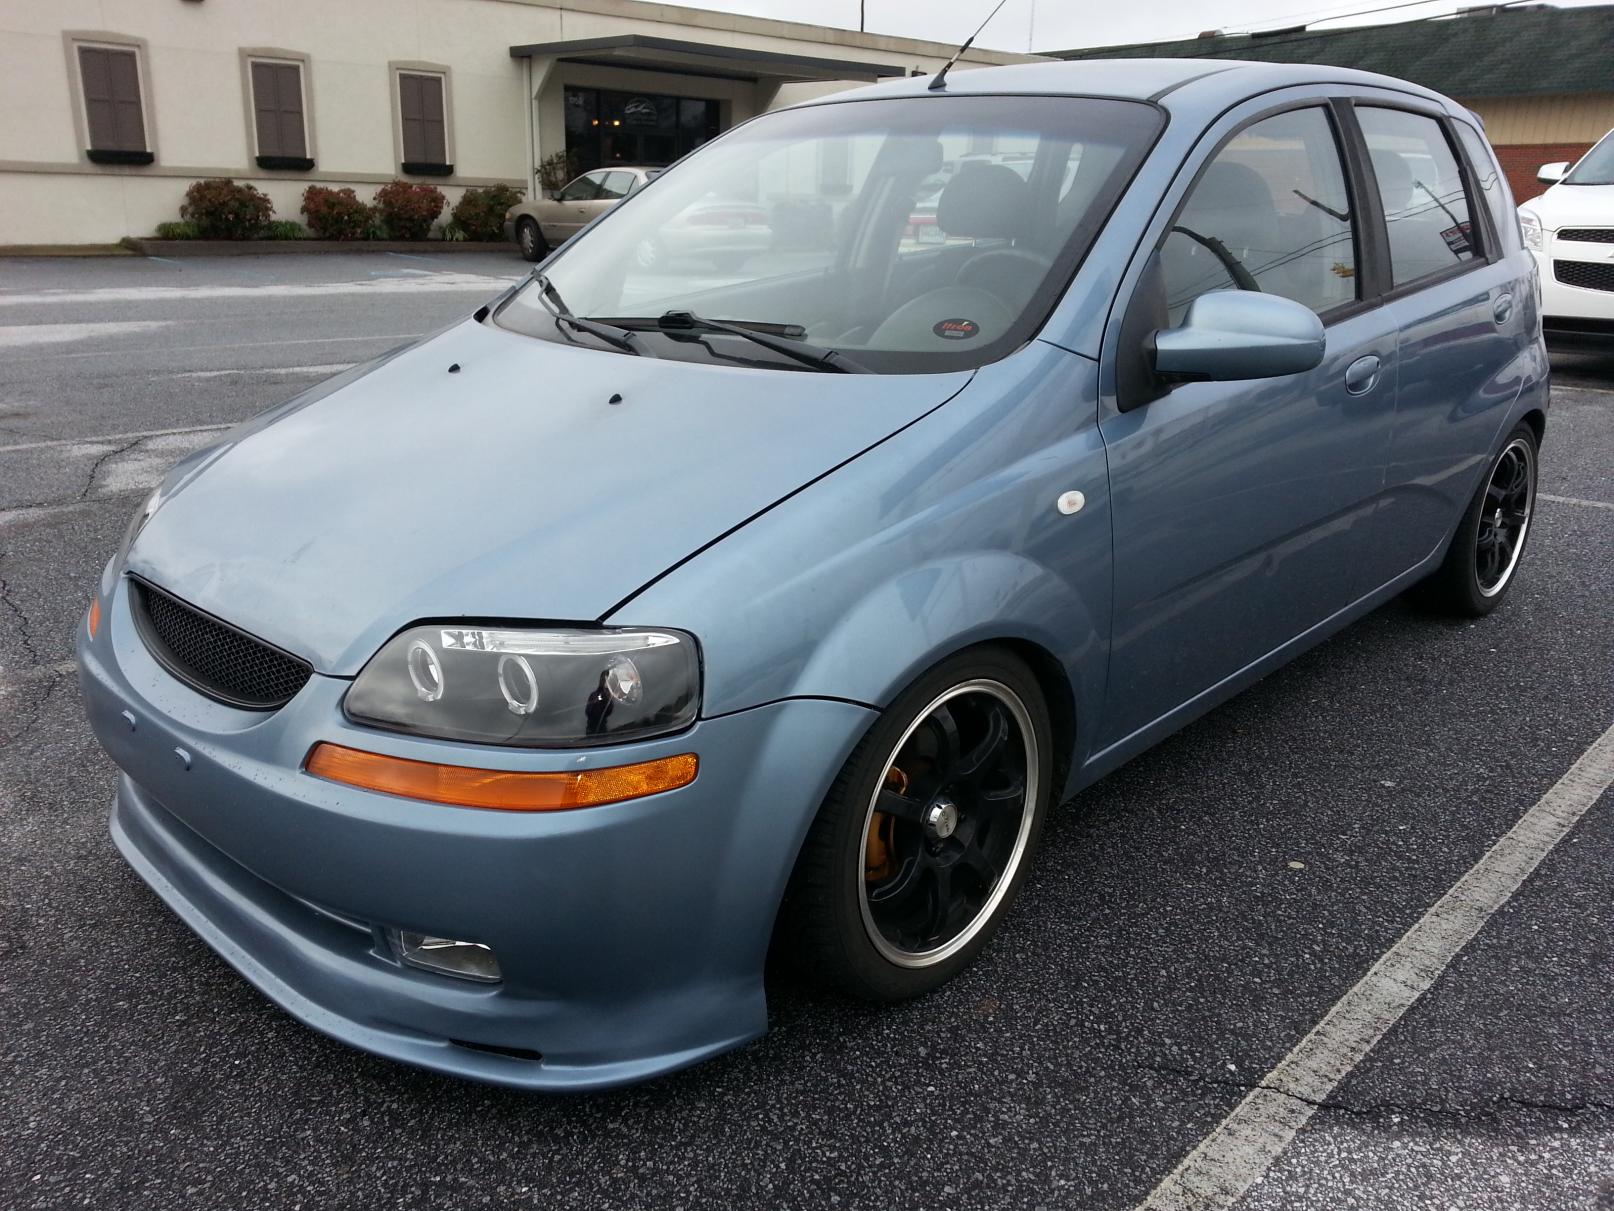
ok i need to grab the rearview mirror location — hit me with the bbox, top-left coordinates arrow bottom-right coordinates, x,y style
1152,291 -> 1326,382
1536,161 -> 1570,184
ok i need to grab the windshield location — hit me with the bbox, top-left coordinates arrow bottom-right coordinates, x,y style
1565,128 -> 1614,185
495,95 -> 1162,373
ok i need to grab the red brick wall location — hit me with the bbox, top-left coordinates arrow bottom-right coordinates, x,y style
1494,142 -> 1593,205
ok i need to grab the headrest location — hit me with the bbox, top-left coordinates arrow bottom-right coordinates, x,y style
1371,152 -> 1415,212
1184,161 -> 1275,218
937,164 -> 1028,240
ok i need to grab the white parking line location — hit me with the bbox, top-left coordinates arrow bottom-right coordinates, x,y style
1540,493 -> 1614,511
1137,718 -> 1614,1211
5,332 -> 420,363
0,423 -> 232,455
0,272 -> 518,307
0,321 -> 171,348
164,363 -> 348,380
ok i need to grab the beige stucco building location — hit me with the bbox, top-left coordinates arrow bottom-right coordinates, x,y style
0,0 -> 1038,246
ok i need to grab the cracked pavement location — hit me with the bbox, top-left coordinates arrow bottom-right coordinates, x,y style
0,254 -> 1610,1211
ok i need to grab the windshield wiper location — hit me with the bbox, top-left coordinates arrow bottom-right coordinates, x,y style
531,273 -> 651,357
605,310 -> 869,373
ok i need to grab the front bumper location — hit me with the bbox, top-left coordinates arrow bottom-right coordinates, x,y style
79,577 -> 873,1090
1529,242 -> 1614,327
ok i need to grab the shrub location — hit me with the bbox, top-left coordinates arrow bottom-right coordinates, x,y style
300,186 -> 372,240
451,184 -> 525,242
263,220 -> 306,241
155,220 -> 199,240
178,178 -> 273,239
373,179 -> 445,240
537,148 -> 579,195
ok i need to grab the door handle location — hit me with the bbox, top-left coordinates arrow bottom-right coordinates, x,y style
1344,354 -> 1381,396
1493,293 -> 1514,325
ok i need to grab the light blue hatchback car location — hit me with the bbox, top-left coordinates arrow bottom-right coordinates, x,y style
79,58 -> 1548,1090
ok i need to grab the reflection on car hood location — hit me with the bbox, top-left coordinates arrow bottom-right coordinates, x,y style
1529,181 -> 1614,228
129,318 -> 972,675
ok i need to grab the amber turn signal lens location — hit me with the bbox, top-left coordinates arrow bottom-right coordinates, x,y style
304,743 -> 697,811
87,597 -> 101,639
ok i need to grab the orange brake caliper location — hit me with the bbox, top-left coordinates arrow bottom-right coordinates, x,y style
864,767 -> 907,883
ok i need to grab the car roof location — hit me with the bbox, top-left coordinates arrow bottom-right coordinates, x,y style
801,58 -> 1453,113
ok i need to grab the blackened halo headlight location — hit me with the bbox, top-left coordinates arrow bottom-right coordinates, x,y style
344,626 -> 700,747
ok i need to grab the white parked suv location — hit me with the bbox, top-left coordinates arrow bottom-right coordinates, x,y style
1518,127 -> 1614,335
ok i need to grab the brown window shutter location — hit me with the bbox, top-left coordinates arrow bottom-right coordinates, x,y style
80,47 -> 117,150
108,48 -> 145,150
275,65 -> 306,158
399,72 -> 424,163
399,72 -> 446,165
420,75 -> 446,165
253,62 -> 306,158
251,61 -> 281,155
80,46 -> 146,152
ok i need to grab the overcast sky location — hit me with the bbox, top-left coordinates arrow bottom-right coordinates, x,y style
669,0 -> 1610,52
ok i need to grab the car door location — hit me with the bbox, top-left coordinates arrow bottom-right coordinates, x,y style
539,171 -> 608,242
1094,98 -> 1400,752
1350,102 -> 1533,580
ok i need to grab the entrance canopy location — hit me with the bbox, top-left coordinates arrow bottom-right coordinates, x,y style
508,35 -> 905,84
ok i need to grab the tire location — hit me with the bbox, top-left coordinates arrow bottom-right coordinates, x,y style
1412,423 -> 1539,616
777,647 -> 1054,1002
517,218 -> 547,263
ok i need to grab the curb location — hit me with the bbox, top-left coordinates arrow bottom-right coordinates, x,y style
0,244 -> 136,257
122,238 -> 516,257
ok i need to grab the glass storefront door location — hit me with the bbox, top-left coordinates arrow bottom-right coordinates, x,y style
565,87 -> 723,173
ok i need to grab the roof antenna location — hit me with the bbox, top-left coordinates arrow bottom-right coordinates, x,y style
928,0 -> 1011,91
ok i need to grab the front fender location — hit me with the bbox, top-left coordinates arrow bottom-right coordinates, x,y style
611,340 -> 1113,800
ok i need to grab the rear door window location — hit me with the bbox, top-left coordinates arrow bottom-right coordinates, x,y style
1358,107 -> 1480,288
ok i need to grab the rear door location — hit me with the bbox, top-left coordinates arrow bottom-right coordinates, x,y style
1094,95 -> 1399,753
1350,101 -> 1533,581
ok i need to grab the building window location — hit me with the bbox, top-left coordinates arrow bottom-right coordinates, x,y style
563,86 -> 720,175
249,57 -> 312,171
75,41 -> 152,165
396,70 -> 451,175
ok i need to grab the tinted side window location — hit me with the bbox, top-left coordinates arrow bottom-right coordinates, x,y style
1358,108 -> 1479,287
1454,121 -> 1512,243
598,171 -> 635,200
1161,107 -> 1358,325
558,174 -> 601,202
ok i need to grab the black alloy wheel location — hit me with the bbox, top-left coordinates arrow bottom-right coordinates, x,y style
1414,422 -> 1539,617
777,648 -> 1053,1001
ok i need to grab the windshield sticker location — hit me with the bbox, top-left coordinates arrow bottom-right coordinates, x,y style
933,318 -> 980,341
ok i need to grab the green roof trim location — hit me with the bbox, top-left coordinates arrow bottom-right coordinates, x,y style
1053,4 -> 1614,99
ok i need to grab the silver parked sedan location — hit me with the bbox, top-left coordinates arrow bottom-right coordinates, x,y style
503,165 -> 658,261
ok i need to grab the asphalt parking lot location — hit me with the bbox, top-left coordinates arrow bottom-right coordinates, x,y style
1,252 -> 1610,1211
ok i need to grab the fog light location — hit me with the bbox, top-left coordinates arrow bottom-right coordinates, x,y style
388,929 -> 501,983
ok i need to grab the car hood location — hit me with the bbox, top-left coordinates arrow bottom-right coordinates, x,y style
1525,181 -> 1614,228
129,318 -> 972,675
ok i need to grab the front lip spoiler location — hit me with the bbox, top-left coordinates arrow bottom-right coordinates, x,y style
108,776 -> 761,1092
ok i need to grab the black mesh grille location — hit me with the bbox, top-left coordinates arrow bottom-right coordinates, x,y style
131,578 -> 312,710
1553,260 -> 1614,293
1558,228 -> 1614,245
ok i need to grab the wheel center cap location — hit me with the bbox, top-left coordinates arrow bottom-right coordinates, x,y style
925,798 -> 960,841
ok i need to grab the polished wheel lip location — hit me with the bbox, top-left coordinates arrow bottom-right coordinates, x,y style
1476,436 -> 1535,598
857,678 -> 1038,970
